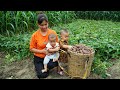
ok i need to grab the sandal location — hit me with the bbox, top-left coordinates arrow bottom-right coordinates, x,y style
57,71 -> 64,76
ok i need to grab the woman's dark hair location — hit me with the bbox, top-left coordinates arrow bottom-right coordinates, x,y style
37,13 -> 48,25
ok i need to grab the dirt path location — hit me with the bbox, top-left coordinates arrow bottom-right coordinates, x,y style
106,59 -> 120,79
0,52 -> 119,79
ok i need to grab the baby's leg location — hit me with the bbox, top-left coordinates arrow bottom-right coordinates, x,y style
42,56 -> 50,73
53,53 -> 59,62
53,58 -> 58,62
42,64 -> 47,73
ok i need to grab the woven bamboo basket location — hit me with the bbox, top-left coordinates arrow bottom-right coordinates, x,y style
59,44 -> 95,79
68,50 -> 94,79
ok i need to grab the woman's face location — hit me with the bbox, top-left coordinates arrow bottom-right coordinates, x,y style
39,20 -> 48,32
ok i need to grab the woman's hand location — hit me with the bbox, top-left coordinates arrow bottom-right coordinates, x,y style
42,49 -> 49,54
42,49 -> 52,55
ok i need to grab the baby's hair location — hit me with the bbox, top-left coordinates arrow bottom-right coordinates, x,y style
60,29 -> 69,35
48,33 -> 56,40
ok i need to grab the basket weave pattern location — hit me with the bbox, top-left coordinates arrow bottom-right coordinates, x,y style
67,50 -> 94,78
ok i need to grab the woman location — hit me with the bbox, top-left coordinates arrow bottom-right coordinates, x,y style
29,13 -> 59,79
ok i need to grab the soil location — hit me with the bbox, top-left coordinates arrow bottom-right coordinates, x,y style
0,52 -> 70,79
106,59 -> 120,79
0,52 -> 119,79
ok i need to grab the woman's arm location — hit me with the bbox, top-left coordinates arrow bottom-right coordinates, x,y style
30,48 -> 47,54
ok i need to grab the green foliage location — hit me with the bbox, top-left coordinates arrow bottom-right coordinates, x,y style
52,19 -> 120,78
91,57 -> 112,78
0,11 -> 37,36
45,11 -> 77,26
0,11 -> 77,36
0,33 -> 33,62
5,53 -> 16,64
1,11 -> 120,37
75,11 -> 120,21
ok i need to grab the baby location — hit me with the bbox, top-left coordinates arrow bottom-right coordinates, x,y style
42,33 -> 60,73
57,29 -> 72,75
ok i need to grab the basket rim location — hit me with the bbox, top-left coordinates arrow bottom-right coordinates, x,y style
68,44 -> 95,55
68,49 -> 95,55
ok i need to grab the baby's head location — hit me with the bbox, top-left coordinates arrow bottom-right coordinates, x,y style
48,34 -> 57,47
60,29 -> 69,41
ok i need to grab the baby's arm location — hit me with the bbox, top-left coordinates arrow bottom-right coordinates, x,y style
48,43 -> 60,53
59,41 -> 72,49
48,46 -> 60,53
